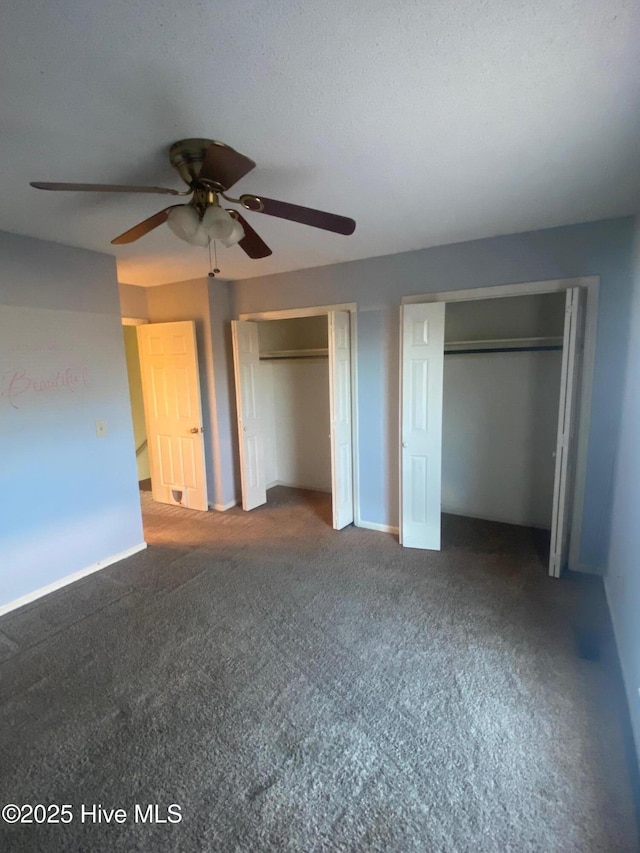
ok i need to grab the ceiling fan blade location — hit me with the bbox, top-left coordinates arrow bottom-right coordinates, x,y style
30,182 -> 184,195
199,142 -> 256,190
227,210 -> 272,259
111,205 -> 183,245
240,195 -> 355,235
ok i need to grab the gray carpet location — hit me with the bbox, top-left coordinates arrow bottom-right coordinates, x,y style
0,487 -> 638,852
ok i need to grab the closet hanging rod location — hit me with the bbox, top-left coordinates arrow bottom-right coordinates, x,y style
260,355 -> 329,361
446,336 -> 562,346
445,345 -> 563,356
259,347 -> 328,361
444,335 -> 563,355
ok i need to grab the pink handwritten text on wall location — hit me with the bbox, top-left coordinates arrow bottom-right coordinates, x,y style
1,366 -> 89,409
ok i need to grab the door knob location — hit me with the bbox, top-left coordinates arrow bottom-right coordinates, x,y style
189,427 -> 200,434
402,442 -> 408,448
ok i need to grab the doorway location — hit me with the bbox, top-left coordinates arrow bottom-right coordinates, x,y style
399,277 -> 598,576
233,304 -> 357,530
121,318 -> 209,511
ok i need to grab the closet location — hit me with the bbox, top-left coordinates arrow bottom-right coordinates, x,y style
231,311 -> 354,529
400,286 -> 586,576
442,292 -> 565,530
258,316 -> 331,495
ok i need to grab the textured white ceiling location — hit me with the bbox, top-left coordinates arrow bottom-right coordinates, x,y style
2,1 -> 639,286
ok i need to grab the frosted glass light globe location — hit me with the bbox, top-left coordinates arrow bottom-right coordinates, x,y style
189,224 -> 212,247
220,217 -> 245,247
167,205 -> 200,242
202,205 -> 235,241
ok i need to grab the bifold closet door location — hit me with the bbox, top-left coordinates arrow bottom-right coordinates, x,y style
549,287 -> 584,577
400,302 -> 445,549
328,311 -> 354,529
231,320 -> 267,511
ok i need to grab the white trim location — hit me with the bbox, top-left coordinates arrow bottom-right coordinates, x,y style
400,276 -> 599,573
210,500 -> 238,511
398,305 -> 404,546
0,542 -> 147,618
350,309 -> 361,528
121,317 -> 149,326
236,303 -> 360,529
356,519 -> 399,535
568,279 -> 599,571
401,277 -> 597,304
239,302 -> 357,321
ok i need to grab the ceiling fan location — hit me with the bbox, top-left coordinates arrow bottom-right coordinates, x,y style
30,138 -> 356,259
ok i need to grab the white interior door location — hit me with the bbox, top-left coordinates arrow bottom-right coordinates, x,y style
328,311 -> 354,529
137,321 -> 208,511
231,320 -> 267,511
549,287 -> 584,577
400,302 -> 446,549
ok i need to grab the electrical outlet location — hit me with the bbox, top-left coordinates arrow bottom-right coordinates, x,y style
95,420 -> 107,437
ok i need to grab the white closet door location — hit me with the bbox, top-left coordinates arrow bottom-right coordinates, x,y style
549,287 -> 584,577
231,320 -> 266,511
328,311 -> 354,529
400,302 -> 445,549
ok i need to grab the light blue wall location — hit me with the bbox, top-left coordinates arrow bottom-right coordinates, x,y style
0,231 -> 144,608
232,217 -> 636,571
605,215 -> 640,759
208,281 -> 241,509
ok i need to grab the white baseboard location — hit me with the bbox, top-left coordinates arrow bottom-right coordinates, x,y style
356,519 -> 399,535
0,542 -> 147,618
209,500 -> 237,512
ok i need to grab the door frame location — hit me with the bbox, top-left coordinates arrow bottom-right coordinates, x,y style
238,302 -> 359,525
122,317 -> 150,486
401,276 -> 599,573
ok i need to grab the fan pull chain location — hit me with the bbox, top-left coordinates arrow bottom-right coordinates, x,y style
208,240 -> 221,278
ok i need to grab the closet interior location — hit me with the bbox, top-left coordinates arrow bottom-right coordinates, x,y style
441,292 -> 566,539
256,315 -> 332,502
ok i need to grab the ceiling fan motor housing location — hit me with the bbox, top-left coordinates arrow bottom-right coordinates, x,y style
169,138 -> 226,186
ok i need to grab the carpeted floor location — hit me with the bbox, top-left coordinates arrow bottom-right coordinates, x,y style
0,487 -> 638,852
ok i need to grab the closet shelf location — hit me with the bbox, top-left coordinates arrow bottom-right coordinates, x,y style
445,336 -> 563,355
260,348 -> 328,361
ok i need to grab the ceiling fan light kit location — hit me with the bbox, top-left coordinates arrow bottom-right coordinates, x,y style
30,138 -> 356,260
166,204 -> 245,248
